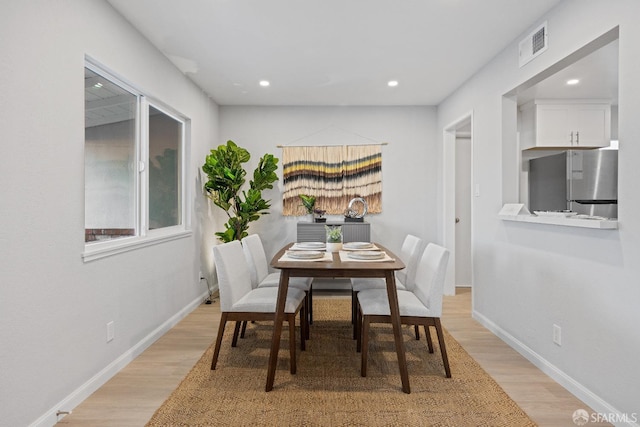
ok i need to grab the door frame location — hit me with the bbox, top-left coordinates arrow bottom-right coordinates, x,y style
442,112 -> 473,296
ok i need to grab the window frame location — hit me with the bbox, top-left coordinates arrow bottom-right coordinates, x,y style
83,58 -> 191,262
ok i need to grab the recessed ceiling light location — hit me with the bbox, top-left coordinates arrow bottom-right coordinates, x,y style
93,82 -> 103,88
387,80 -> 399,87
566,79 -> 580,85
259,80 -> 270,87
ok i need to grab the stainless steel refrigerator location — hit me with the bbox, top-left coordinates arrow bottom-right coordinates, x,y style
528,150 -> 618,218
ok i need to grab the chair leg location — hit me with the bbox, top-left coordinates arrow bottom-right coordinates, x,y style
434,318 -> 451,378
414,324 -> 420,340
355,303 -> 362,353
288,314 -> 297,374
360,315 -> 370,377
240,320 -> 248,338
424,325 -> 434,353
304,291 -> 311,340
352,290 -> 359,339
300,301 -> 307,351
231,321 -> 242,347
211,314 -> 228,370
351,290 -> 357,325
308,284 -> 313,325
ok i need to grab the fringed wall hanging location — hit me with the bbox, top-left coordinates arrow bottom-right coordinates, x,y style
282,144 -> 382,216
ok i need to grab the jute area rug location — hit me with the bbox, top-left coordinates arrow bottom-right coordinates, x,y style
147,298 -> 534,426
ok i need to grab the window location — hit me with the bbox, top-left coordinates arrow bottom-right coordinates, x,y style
84,67 -> 137,242
148,106 -> 182,229
84,59 -> 190,259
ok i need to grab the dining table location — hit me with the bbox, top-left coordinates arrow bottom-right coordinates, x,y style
267,242 -> 410,393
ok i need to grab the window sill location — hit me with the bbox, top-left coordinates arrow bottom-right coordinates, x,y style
498,214 -> 618,229
82,229 -> 192,262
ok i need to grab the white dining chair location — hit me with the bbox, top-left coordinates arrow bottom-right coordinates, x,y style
210,240 -> 307,374
242,234 -> 314,330
350,234 -> 426,337
356,243 -> 451,378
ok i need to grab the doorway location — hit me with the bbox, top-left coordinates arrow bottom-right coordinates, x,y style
443,114 -> 473,295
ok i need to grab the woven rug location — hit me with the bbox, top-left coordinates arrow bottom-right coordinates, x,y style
147,298 -> 535,426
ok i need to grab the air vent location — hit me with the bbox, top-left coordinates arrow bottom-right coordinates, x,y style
519,21 -> 548,67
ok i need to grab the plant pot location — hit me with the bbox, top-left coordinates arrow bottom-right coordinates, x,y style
326,242 -> 342,252
325,225 -> 342,252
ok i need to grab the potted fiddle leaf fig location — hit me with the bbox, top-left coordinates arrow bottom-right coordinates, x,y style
202,140 -> 279,242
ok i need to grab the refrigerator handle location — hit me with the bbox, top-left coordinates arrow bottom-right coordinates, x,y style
566,152 -> 572,209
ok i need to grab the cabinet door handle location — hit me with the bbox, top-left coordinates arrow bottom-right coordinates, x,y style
576,131 -> 579,145
570,131 -> 573,143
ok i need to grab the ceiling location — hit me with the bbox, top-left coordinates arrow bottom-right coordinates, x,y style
517,38 -> 619,106
106,0 -> 565,106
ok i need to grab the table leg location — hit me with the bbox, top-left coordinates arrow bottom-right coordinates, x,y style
266,269 -> 290,391
385,270 -> 410,393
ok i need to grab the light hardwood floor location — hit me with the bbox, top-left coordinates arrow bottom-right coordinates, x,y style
59,286 -> 609,426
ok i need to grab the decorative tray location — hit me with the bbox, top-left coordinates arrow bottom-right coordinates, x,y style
286,250 -> 325,260
347,251 -> 385,260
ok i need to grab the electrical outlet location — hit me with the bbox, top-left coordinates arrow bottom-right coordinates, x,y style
553,324 -> 561,346
107,321 -> 115,343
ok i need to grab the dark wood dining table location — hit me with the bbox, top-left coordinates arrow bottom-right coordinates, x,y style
268,242 -> 410,393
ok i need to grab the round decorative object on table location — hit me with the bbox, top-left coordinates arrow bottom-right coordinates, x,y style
347,250 -> 385,260
286,250 -> 324,260
297,242 -> 326,250
343,242 -> 374,250
344,197 -> 368,222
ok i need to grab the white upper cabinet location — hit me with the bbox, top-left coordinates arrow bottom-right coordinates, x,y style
520,100 -> 611,150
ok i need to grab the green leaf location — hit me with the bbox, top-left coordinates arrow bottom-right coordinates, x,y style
299,194 -> 316,213
202,140 -> 279,241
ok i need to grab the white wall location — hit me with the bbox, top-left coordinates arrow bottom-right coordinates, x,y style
0,1 -> 218,426
437,0 -> 640,418
218,106 -> 438,261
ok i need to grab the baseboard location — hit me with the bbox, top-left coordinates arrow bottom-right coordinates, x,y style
30,291 -> 209,427
472,309 -> 638,427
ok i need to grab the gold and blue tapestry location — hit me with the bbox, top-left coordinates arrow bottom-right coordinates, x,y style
282,144 -> 382,215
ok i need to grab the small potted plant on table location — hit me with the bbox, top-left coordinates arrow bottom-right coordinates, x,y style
325,225 -> 343,252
